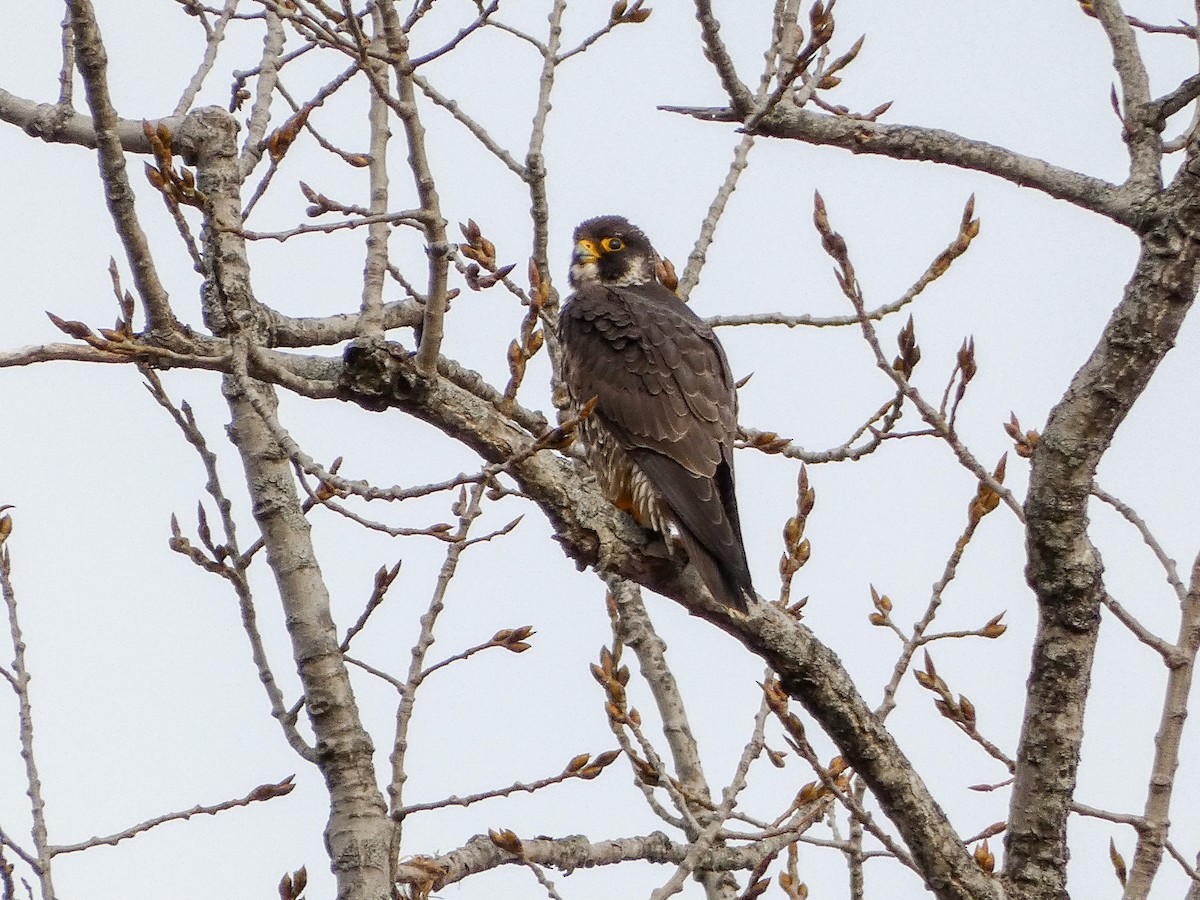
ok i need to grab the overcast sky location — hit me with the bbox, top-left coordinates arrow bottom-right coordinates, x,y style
2,2 -> 1199,898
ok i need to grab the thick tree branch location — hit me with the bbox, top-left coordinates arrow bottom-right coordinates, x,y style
266,299 -> 423,348
0,86 -> 179,150
1005,158 -> 1200,899
661,104 -> 1137,226
417,828 -> 810,891
333,340 -> 998,900
184,105 -> 393,899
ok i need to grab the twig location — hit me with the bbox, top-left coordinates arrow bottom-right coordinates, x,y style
693,0 -> 755,116
50,777 -> 296,854
174,0 -> 241,115
359,8 -> 393,339
763,680 -> 918,872
1165,839 -> 1200,884
0,824 -> 39,873
1070,801 -> 1146,829
610,578 -> 756,898
410,72 -> 526,178
1,521 -> 56,898
340,561 -> 401,652
235,209 -> 427,242
523,0 -> 567,297
1090,0 -> 1161,190
57,6 -> 74,106
68,0 -> 178,334
143,370 -> 315,760
1123,548 -> 1200,896
387,483 -> 490,839
1092,484 -> 1186,602
1101,593 -> 1178,662
409,1 -> 498,68
239,5 -> 286,175
518,858 -> 565,900
812,192 -> 1024,521
375,5 -> 451,375
396,751 -> 618,818
678,131 -> 756,301
875,512 -> 984,721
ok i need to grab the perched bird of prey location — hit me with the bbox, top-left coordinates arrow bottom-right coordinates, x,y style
558,215 -> 756,611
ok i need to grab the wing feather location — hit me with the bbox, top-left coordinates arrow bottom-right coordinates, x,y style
560,281 -> 754,607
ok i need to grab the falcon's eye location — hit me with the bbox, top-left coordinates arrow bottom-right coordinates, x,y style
601,237 -> 624,252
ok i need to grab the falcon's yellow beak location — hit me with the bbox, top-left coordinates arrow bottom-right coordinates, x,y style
573,238 -> 601,264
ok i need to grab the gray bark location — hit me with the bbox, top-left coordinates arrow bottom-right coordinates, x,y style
185,107 -> 394,900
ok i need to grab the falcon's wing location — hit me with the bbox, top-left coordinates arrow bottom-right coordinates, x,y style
560,282 -> 753,607
559,282 -> 737,475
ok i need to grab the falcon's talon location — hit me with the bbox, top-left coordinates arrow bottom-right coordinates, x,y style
559,215 -> 758,611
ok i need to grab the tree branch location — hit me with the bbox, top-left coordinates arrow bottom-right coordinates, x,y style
184,103 -> 393,897
661,104 -> 1138,227
68,0 -> 179,333
1091,0 -> 1162,190
1124,548 -> 1200,897
1005,153 -> 1200,900
1,522 -> 57,899
692,0 -> 755,117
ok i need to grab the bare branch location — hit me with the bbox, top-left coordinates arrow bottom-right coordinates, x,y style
174,0 -> 241,116
875,509 -> 987,722
1,518 -> 57,899
374,6 -> 451,376
186,102 -> 394,899
68,0 -> 179,334
358,9 -> 393,339
239,6 -> 286,175
811,193 -> 1023,521
143,371 -> 314,759
1123,548 -> 1200,897
524,0 -> 567,290
610,579 -> 741,897
409,0 -> 498,68
1090,0 -> 1162,189
693,0 -> 755,116
396,750 -> 620,818
678,132 -> 756,301
410,71 -> 526,177
50,777 -> 296,855
1006,137 -> 1200,900
57,5 -> 74,106
1101,593 -> 1178,661
662,104 -> 1137,226
1092,483 -> 1187,602
387,482 -> 490,838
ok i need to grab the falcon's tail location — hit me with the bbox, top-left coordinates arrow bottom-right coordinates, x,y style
675,525 -> 754,612
628,449 -> 756,611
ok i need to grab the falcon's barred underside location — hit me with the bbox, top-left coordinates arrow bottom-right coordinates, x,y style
558,215 -> 756,610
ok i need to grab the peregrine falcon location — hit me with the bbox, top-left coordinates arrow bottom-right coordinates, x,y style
558,215 -> 756,611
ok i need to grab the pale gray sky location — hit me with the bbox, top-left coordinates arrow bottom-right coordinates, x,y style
2,2 -> 1198,898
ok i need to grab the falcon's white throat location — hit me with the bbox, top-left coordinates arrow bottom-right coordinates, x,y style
569,252 -> 656,288
568,257 -> 601,288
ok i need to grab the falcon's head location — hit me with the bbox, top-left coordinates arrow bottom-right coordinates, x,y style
569,215 -> 659,289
